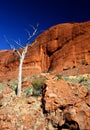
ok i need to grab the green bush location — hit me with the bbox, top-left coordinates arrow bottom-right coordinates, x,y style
56,74 -> 62,80
9,85 -> 17,91
75,75 -> 84,83
8,79 -> 18,91
80,79 -> 90,89
0,80 -> 3,83
23,86 -> 33,97
0,86 -> 3,91
32,78 -> 46,96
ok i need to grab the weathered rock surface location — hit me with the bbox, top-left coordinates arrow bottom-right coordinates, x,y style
0,21 -> 90,80
0,89 -> 47,130
0,74 -> 90,129
42,79 -> 90,129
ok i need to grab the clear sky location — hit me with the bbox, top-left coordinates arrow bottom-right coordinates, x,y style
0,0 -> 90,50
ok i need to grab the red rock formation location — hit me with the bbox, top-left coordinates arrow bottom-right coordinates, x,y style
42,79 -> 90,129
0,21 -> 90,79
36,21 -> 90,74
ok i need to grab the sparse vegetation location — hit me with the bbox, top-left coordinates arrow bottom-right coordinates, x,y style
7,79 -> 18,92
23,86 -> 33,97
32,77 -> 46,96
56,73 -> 90,89
0,80 -> 3,83
0,86 -> 3,91
55,74 -> 62,80
9,85 -> 17,91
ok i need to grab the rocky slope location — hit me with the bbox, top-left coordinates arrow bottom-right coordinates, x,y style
0,21 -> 90,80
42,74 -> 90,130
0,73 -> 90,129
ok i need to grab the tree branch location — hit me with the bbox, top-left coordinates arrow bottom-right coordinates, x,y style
4,24 -> 39,97
26,24 -> 39,44
4,35 -> 15,50
4,35 -> 22,57
14,39 -> 24,48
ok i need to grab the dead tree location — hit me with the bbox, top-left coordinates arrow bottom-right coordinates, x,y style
4,24 -> 38,97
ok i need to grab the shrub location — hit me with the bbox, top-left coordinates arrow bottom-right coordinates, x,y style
0,80 -> 3,83
23,86 -> 33,97
0,86 -> 3,91
32,77 -> 46,96
80,79 -> 90,89
9,85 -> 17,91
76,75 -> 85,83
56,74 -> 62,80
8,79 -> 18,92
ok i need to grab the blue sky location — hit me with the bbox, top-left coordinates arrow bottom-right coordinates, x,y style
0,0 -> 90,50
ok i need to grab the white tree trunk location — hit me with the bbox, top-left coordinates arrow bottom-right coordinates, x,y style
5,24 -> 38,97
17,58 -> 23,97
17,45 -> 28,97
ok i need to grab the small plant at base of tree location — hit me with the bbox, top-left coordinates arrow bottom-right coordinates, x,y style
23,86 -> 33,97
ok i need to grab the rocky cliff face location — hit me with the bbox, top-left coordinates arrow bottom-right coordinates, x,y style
0,21 -> 90,79
36,21 -> 90,74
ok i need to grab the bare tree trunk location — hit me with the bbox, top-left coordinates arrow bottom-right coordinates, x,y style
5,24 -> 38,97
17,58 -> 23,97
17,45 -> 28,97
